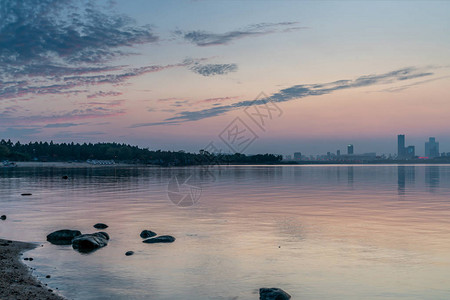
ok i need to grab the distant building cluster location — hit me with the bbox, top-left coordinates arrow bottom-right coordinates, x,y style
86,159 -> 116,165
398,134 -> 447,160
284,134 -> 448,162
286,144 -> 378,162
397,134 -> 416,159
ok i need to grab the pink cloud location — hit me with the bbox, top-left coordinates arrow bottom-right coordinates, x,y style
86,91 -> 123,99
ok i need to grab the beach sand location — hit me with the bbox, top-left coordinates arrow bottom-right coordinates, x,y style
0,239 -> 64,300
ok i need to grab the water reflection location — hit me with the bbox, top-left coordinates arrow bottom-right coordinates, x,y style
347,166 -> 354,188
425,165 -> 440,192
397,166 -> 416,195
2,165 -> 450,299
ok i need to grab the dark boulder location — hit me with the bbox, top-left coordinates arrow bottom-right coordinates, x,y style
140,230 -> 157,239
142,235 -> 175,244
259,288 -> 291,300
47,229 -> 82,245
125,251 -> 134,256
72,232 -> 109,253
0,215 -> 6,220
93,223 -> 108,229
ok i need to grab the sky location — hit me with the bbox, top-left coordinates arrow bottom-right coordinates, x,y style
1,0 -> 450,156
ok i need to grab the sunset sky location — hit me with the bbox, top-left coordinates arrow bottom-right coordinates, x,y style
1,0 -> 449,155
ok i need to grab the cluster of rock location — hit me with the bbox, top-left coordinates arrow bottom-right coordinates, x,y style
46,224 -> 175,255
140,230 -> 175,244
46,227 -> 109,253
45,226 -> 289,298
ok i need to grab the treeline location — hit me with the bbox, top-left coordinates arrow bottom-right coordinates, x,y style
0,140 -> 282,165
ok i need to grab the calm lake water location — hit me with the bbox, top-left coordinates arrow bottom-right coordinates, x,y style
1,164 -> 450,299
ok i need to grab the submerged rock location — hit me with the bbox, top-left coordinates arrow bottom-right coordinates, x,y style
72,232 -> 109,253
259,288 -> 291,300
47,229 -> 82,245
125,251 -> 134,256
140,230 -> 157,239
93,223 -> 108,229
0,215 -> 6,220
142,235 -> 175,244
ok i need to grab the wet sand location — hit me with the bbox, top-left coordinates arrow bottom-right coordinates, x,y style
0,239 -> 64,300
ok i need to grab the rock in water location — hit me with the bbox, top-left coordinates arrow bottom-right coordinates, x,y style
142,235 -> 175,244
21,193 -> 32,196
47,229 -> 82,245
72,232 -> 109,253
93,223 -> 108,229
259,288 -> 291,300
140,230 -> 157,239
62,175 -> 69,179
0,215 -> 6,220
125,251 -> 134,256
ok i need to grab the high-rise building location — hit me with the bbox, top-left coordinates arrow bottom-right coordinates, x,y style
347,144 -> 354,155
337,150 -> 341,156
406,146 -> 415,158
425,137 -> 439,158
398,134 -> 406,158
293,152 -> 302,160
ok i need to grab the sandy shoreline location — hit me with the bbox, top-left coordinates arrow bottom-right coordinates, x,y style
0,239 -> 65,300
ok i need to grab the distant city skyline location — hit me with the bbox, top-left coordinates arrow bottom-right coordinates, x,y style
1,1 -> 450,156
284,134 -> 447,158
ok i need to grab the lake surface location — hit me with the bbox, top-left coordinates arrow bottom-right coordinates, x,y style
1,164 -> 450,299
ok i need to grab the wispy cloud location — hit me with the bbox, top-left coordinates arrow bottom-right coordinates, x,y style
62,65 -> 184,86
0,64 -> 183,100
0,107 -> 125,126
131,120 -> 181,128
44,122 -> 87,128
0,0 -> 166,101
86,91 -> 123,99
0,105 -> 24,117
189,63 -> 238,76
0,0 -> 158,79
176,22 -> 304,46
85,100 -> 125,107
377,75 -> 450,93
132,67 -> 436,126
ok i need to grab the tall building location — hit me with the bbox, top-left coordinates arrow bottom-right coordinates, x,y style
406,146 -> 415,158
398,134 -> 405,158
293,152 -> 302,160
347,144 -> 354,155
425,137 -> 439,158
337,150 -> 341,156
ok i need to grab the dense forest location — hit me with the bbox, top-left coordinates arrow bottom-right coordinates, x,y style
0,140 -> 282,165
